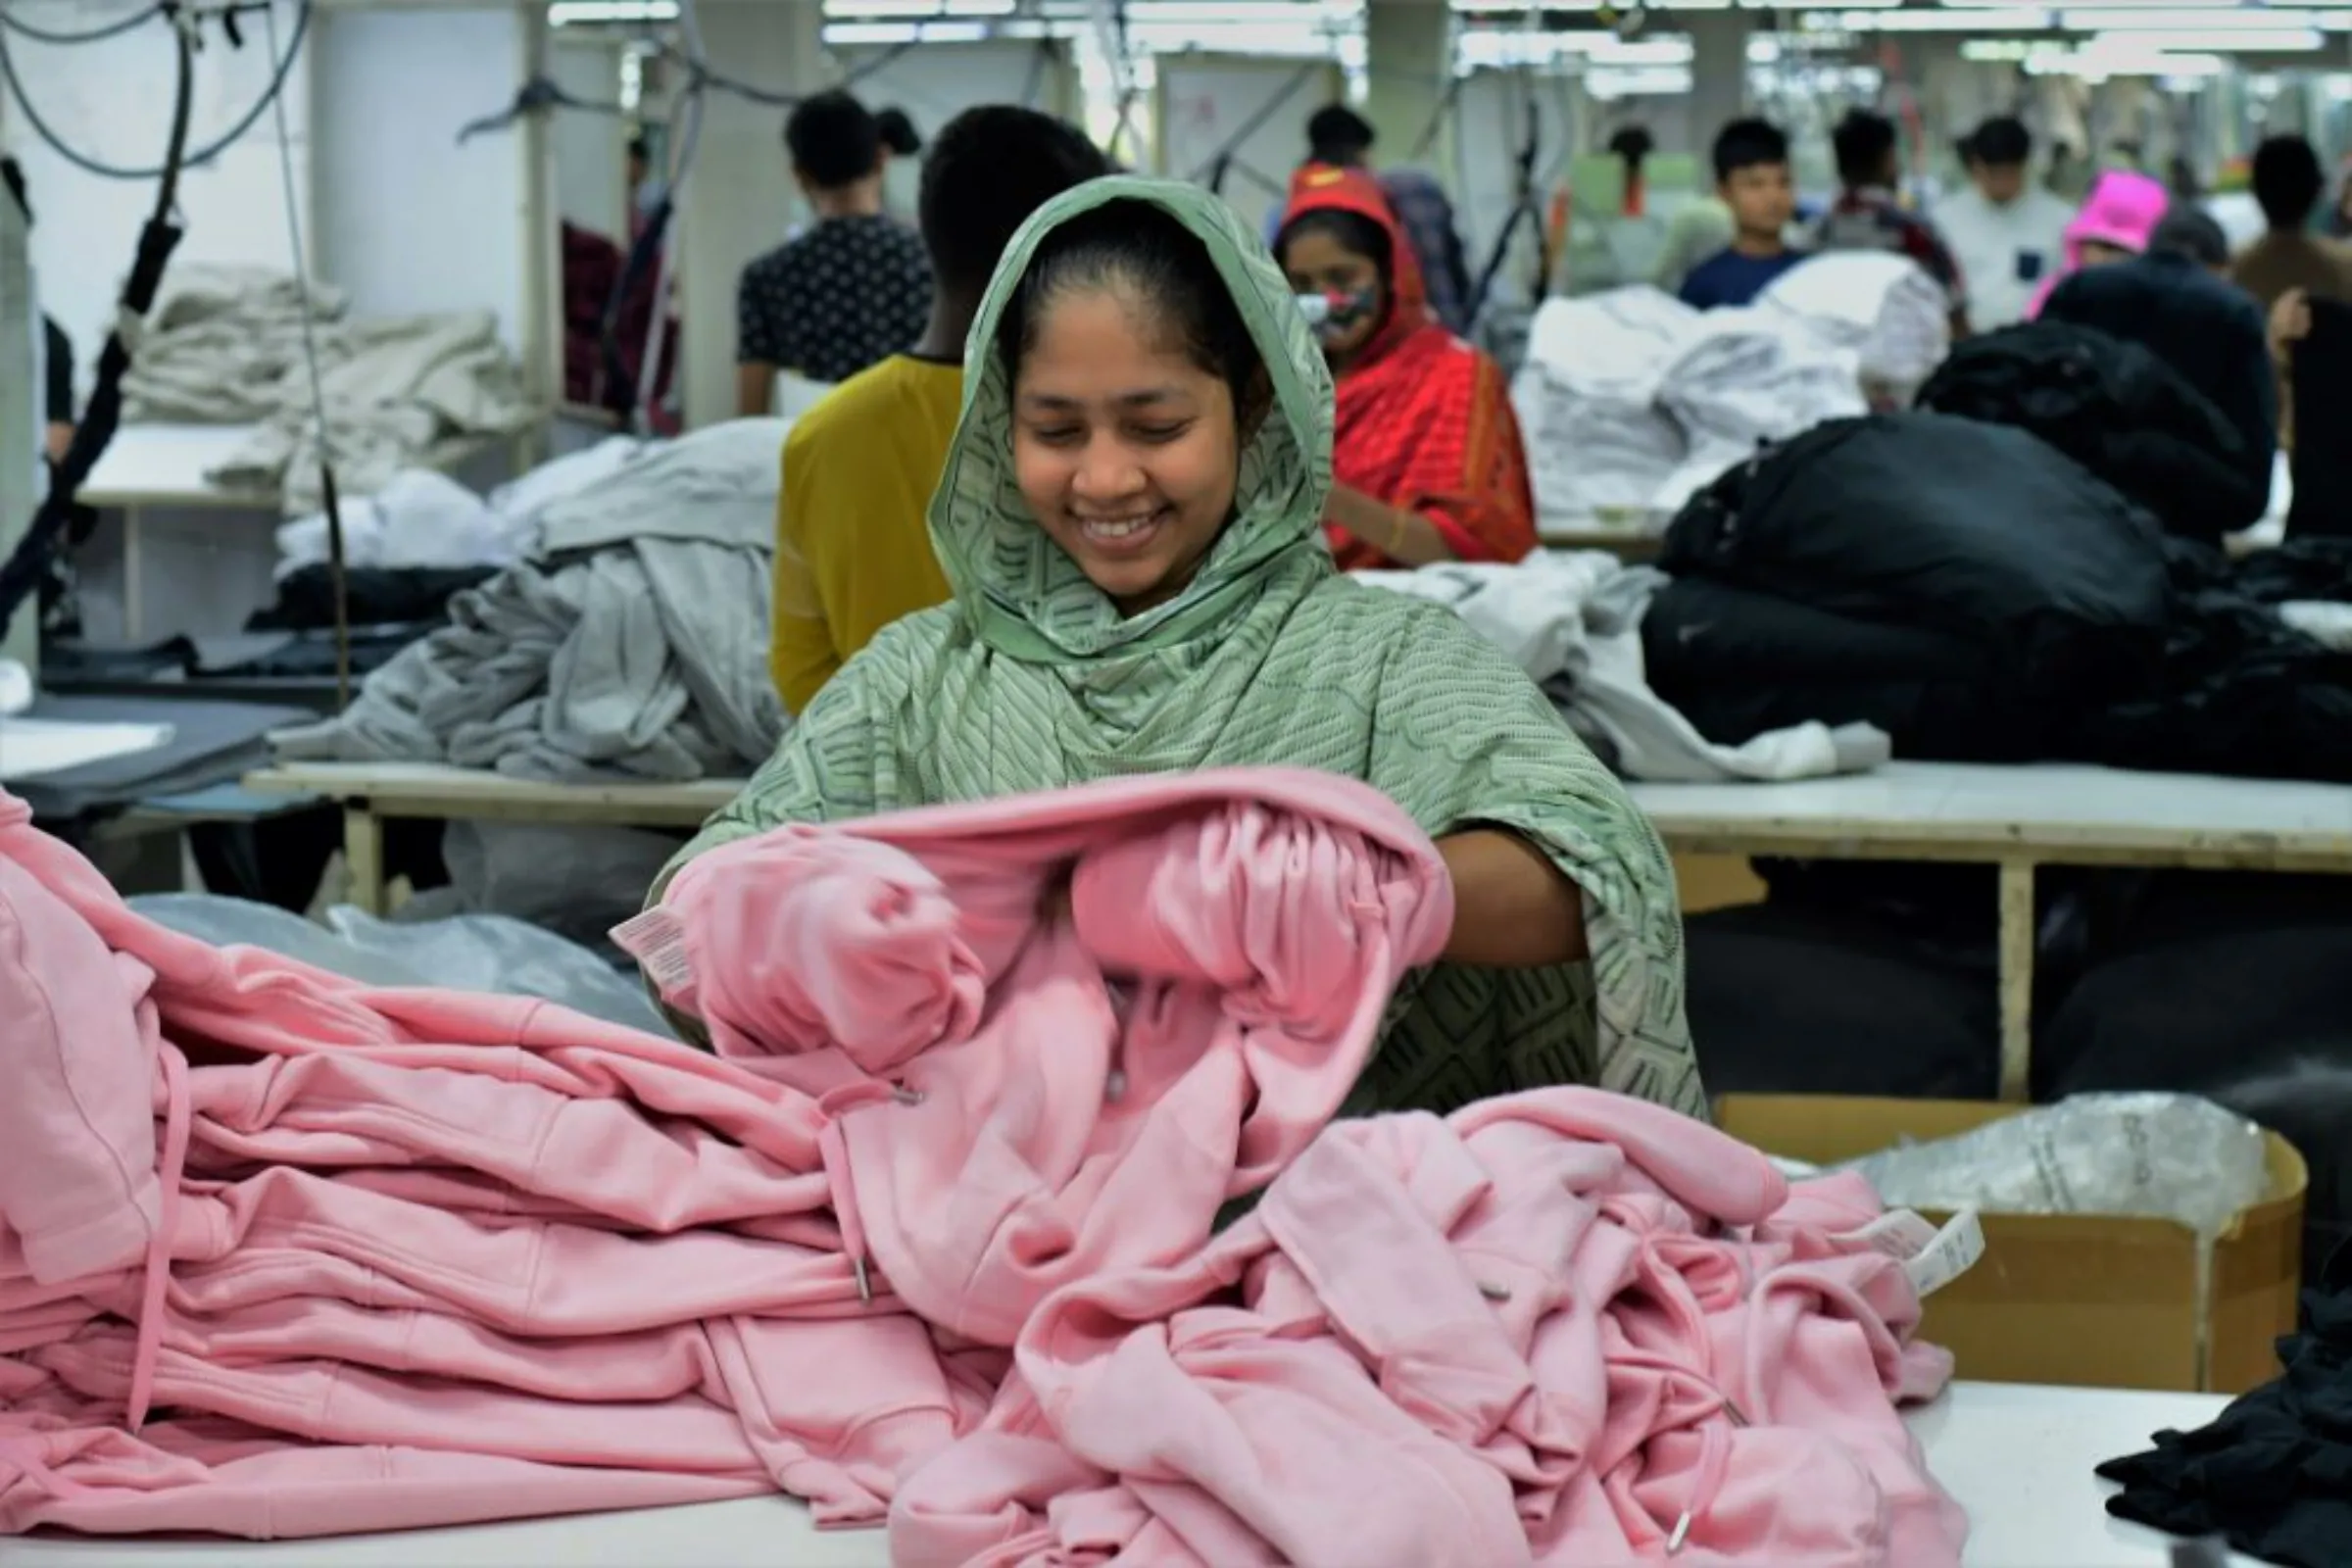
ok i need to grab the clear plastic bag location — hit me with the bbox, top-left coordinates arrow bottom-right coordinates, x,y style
1839,1093 -> 2268,1242
130,893 -> 674,1038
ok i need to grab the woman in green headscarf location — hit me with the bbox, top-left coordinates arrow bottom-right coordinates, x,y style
662,176 -> 1705,1121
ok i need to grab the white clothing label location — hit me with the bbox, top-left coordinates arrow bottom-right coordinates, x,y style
1838,1206 -> 1984,1298
611,906 -> 694,997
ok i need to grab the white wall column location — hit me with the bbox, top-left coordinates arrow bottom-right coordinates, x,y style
1687,13 -> 1750,155
677,0 -> 829,430
1362,0 -> 1456,175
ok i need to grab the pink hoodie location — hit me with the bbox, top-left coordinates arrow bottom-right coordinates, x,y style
892,1090 -> 1964,1568
2025,169 -> 2170,318
0,771 -> 1450,1539
0,775 -> 1961,1559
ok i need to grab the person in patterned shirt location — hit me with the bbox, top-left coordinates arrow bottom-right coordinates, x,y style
1811,109 -> 1971,340
734,91 -> 933,414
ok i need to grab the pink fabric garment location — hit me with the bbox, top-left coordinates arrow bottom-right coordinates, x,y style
2024,169 -> 2170,318
891,1088 -> 1965,1568
0,769 -> 1450,1540
623,766 -> 1454,1344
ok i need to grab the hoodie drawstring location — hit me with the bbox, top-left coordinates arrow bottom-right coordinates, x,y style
125,1043 -> 191,1432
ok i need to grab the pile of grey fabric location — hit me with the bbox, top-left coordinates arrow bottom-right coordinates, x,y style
270,419 -> 790,783
1356,551 -> 1889,783
122,264 -> 539,514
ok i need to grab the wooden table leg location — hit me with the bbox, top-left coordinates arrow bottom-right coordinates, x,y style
343,805 -> 385,917
1996,858 -> 2036,1102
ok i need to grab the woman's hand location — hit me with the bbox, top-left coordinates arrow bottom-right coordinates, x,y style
2270,288 -> 2312,364
1325,484 -> 1459,567
1435,828 -> 1589,967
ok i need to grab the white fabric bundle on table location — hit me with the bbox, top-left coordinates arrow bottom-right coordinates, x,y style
1508,287 -> 1693,532
1653,305 -> 1868,512
121,265 -> 540,514
1358,551 -> 1890,783
1761,251 -> 1951,407
1510,287 -> 1867,531
272,437 -> 649,581
270,420 -> 791,783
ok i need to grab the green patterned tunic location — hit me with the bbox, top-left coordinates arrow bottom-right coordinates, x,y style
665,176 -> 1706,1121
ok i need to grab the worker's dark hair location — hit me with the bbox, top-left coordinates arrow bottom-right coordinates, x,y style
1710,118 -> 1788,183
1274,207 -> 1394,286
0,157 -> 27,224
2251,134 -> 2326,230
876,107 -> 922,159
920,105 -> 1108,295
999,198 -> 1268,430
784,90 -> 882,190
2148,203 -> 2230,268
626,134 -> 650,163
1969,116 -> 2033,170
1832,109 -> 1899,187
1306,104 -> 1375,167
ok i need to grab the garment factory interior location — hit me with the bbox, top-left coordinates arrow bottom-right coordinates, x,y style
2,0 -> 2351,1561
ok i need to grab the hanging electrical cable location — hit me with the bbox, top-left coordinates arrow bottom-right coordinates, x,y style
0,0 -> 207,645
0,1 -> 167,45
258,0 -> 351,710
0,0 -> 308,180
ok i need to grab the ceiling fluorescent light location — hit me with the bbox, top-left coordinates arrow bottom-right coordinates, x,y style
550,0 -> 678,24
2082,25 -> 2322,48
1822,8 -> 2049,28
2058,7 -> 2323,28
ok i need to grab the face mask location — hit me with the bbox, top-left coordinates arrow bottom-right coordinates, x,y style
1306,286 -> 1380,345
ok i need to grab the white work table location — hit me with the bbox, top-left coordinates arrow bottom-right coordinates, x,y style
241,760 -> 742,915
77,423 -> 284,511
238,757 -> 2352,1093
73,424 -> 521,641
2,1383 -> 2268,1566
1627,760 -> 2352,1101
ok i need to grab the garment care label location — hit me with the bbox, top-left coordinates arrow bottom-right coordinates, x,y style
1839,1207 -> 1985,1298
612,906 -> 695,997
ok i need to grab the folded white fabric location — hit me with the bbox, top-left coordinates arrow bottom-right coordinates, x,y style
1512,287 -> 1869,532
1762,252 -> 1950,406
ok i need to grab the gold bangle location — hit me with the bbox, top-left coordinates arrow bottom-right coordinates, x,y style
1387,510 -> 1410,560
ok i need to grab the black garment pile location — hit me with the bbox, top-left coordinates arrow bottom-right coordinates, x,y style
1646,412 -> 2173,764
2290,297 -> 2352,541
1644,411 -> 2352,785
2097,1237 -> 2352,1568
1916,319 -> 2267,545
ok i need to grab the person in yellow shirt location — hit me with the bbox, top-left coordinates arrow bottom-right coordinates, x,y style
770,107 -> 1110,711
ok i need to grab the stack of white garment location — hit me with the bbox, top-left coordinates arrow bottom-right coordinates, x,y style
1358,552 -> 1890,782
1652,304 -> 1869,513
1761,252 -> 1951,408
1508,287 -> 1691,531
271,437 -> 647,581
0,770 -> 1973,1564
1509,288 -> 1868,534
269,419 -> 790,783
120,264 -> 540,515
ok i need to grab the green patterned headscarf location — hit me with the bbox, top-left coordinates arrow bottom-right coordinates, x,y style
665,176 -> 1706,1122
927,176 -> 1333,681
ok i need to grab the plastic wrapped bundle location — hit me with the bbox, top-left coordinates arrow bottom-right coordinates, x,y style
1762,251 -> 1951,409
1842,1093 -> 2268,1243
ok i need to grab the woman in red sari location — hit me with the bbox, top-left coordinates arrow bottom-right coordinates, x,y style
1274,164 -> 1538,570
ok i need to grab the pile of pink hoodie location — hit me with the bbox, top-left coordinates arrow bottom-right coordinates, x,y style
0,766 -> 1967,1564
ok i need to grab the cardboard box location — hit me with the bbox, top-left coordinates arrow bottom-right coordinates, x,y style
1715,1095 -> 2307,1394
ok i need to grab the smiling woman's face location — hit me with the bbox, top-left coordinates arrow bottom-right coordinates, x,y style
1009,285 -> 1243,617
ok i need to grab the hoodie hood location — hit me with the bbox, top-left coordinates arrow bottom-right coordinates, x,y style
1279,163 -> 1430,368
2064,171 -> 2168,269
925,175 -> 1335,669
